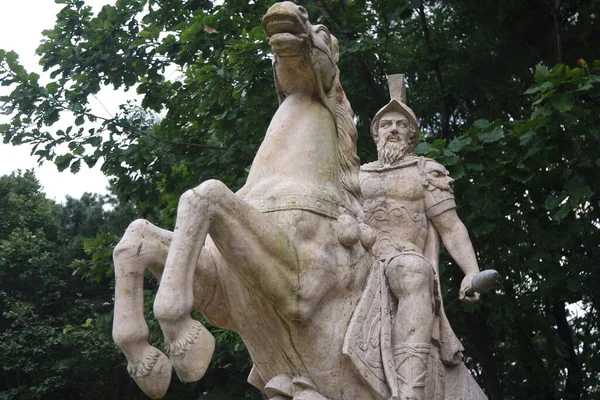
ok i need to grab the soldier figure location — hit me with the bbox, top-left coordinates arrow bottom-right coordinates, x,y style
358,76 -> 482,400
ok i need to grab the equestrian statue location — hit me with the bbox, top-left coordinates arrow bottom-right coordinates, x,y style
111,3 -> 493,399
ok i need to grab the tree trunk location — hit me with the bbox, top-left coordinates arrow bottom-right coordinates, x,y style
418,1 -> 451,139
464,309 -> 503,400
552,300 -> 582,400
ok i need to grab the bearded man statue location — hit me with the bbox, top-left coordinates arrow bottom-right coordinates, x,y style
343,88 -> 487,400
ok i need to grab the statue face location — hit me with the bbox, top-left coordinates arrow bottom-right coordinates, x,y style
376,110 -> 411,164
377,110 -> 410,144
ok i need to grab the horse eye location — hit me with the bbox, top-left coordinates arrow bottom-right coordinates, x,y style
316,26 -> 331,44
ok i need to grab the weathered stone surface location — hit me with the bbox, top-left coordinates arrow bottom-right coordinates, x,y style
344,74 -> 487,400
111,4 -> 490,399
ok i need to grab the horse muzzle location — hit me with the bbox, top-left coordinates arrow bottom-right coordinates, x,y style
263,2 -> 310,56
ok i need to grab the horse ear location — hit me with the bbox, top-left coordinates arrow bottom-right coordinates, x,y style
331,35 -> 340,64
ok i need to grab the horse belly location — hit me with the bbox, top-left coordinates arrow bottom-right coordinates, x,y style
241,296 -> 378,400
239,232 -> 376,399
201,207 -> 377,399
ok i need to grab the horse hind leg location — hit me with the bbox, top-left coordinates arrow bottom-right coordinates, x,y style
112,219 -> 174,399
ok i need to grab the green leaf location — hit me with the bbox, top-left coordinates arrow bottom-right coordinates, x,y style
447,137 -> 465,153
534,64 -> 550,82
450,163 -> 464,179
83,155 -> 98,168
509,169 -> 535,183
544,194 -> 566,210
552,204 -> 571,221
478,127 -> 504,143
54,154 -> 74,172
473,119 -> 491,130
414,142 -> 440,155
73,145 -> 85,155
550,94 -> 573,112
524,81 -> 552,95
466,163 -> 484,171
46,82 -> 59,95
29,73 -> 40,84
519,130 -> 536,146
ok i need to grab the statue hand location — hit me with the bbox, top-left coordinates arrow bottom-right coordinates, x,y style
459,273 -> 480,304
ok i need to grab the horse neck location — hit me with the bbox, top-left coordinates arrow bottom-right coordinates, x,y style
241,90 -> 340,200
274,54 -> 319,95
268,91 -> 337,163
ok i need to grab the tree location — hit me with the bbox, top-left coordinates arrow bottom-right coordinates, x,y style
416,62 -> 600,399
0,172 -> 260,399
0,172 -> 121,399
1,0 -> 599,398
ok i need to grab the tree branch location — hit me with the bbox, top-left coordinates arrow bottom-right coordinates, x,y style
170,140 -> 226,150
312,0 -> 343,31
549,0 -> 563,63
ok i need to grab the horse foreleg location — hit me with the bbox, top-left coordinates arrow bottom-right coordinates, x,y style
112,219 -> 174,399
154,180 -> 297,382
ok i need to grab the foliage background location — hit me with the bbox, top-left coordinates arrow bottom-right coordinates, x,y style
1,0 -> 599,399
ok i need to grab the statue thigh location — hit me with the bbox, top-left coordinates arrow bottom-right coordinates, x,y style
384,252 -> 435,311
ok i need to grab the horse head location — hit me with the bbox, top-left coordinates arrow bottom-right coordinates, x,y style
263,2 -> 339,105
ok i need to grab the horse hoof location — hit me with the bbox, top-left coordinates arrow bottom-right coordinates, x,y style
127,347 -> 172,399
166,320 -> 215,382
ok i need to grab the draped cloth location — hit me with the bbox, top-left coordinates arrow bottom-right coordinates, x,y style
342,224 -> 464,399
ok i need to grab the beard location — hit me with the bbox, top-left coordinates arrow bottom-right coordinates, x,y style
377,136 -> 408,165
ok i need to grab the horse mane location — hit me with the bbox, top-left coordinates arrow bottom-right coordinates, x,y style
334,71 -> 364,220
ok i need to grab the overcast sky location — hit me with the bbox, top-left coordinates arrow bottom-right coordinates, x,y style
0,0 -> 127,202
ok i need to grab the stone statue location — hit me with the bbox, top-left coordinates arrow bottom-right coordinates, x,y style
111,3 -> 492,399
112,2 -> 378,399
343,75 -> 489,399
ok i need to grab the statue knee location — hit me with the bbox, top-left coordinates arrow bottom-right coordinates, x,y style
114,219 -> 149,261
384,254 -> 433,299
179,179 -> 227,211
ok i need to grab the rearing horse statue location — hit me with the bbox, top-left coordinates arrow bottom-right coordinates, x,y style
112,2 -> 377,399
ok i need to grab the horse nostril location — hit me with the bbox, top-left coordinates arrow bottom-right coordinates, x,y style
298,6 -> 308,19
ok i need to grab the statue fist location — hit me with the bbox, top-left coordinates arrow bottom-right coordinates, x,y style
459,273 -> 481,304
